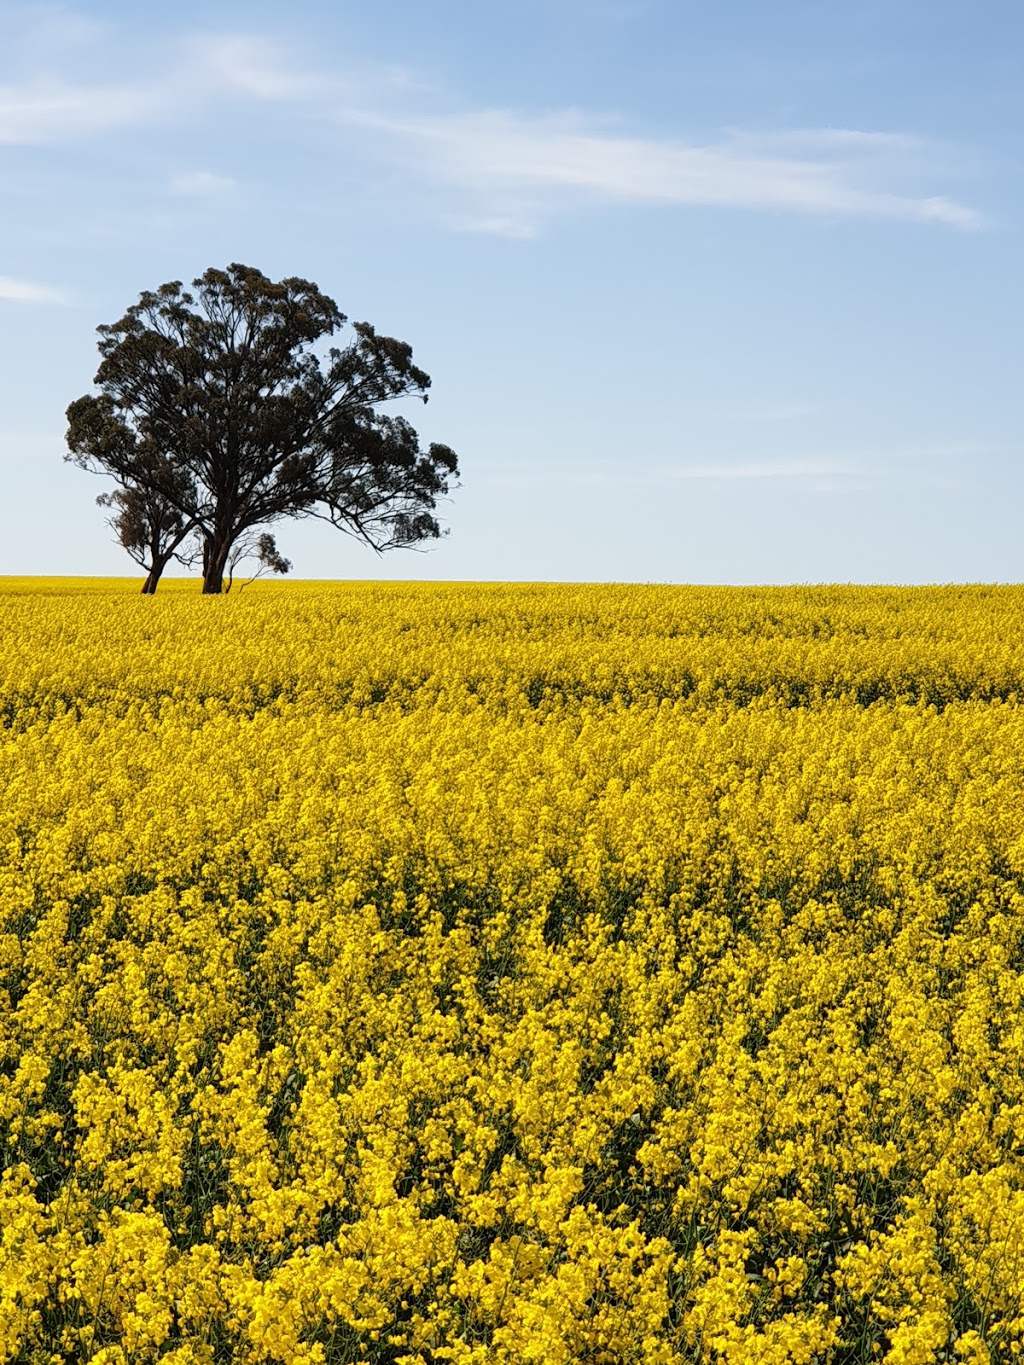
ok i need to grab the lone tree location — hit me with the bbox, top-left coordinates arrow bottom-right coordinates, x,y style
66,264 -> 459,593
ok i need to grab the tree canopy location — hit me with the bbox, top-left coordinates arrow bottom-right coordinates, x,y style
66,264 -> 459,592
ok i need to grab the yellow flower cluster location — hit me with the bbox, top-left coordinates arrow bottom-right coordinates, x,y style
3,577 -> 1024,1364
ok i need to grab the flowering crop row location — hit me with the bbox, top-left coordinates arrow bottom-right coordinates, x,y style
2,580 -> 1023,1363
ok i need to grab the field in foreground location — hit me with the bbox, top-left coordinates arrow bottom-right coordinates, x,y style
3,579 -> 1024,1365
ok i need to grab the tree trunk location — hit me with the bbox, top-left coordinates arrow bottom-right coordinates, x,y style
142,550 -> 173,594
202,537 -> 231,594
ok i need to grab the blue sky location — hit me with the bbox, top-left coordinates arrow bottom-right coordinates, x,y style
1,0 -> 1022,583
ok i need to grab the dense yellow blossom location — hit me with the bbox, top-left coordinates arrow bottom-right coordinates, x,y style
3,577 -> 1024,1362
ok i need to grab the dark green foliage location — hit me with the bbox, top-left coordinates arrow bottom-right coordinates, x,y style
66,264 -> 459,592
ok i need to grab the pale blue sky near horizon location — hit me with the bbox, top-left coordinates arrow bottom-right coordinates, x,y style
1,0 -> 1022,583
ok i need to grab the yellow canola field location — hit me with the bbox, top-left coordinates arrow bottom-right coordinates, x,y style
3,579 -> 1024,1365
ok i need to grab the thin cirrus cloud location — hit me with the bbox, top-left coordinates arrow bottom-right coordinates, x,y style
168,170 -> 238,197
0,22 -> 982,235
343,108 -> 981,236
735,401 -> 828,422
0,76 -> 164,145
487,457 -> 860,488
664,458 -> 856,481
0,33 -> 303,145
0,27 -> 341,145
182,34 -> 325,102
0,275 -> 65,304
660,444 -> 1000,485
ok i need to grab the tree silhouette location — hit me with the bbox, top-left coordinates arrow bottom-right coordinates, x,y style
94,451 -> 198,593
222,530 -> 292,593
66,264 -> 459,592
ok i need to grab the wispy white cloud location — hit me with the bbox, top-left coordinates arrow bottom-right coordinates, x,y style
343,107 -> 981,233
0,429 -> 61,458
486,444 -> 998,492
0,13 -> 983,234
182,34 -> 318,102
0,76 -> 164,144
737,401 -> 827,423
168,169 -> 238,197
0,4 -> 108,61
666,444 -> 1002,478
0,31 -> 311,144
664,458 -> 856,480
485,456 -> 862,489
0,275 -> 65,303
